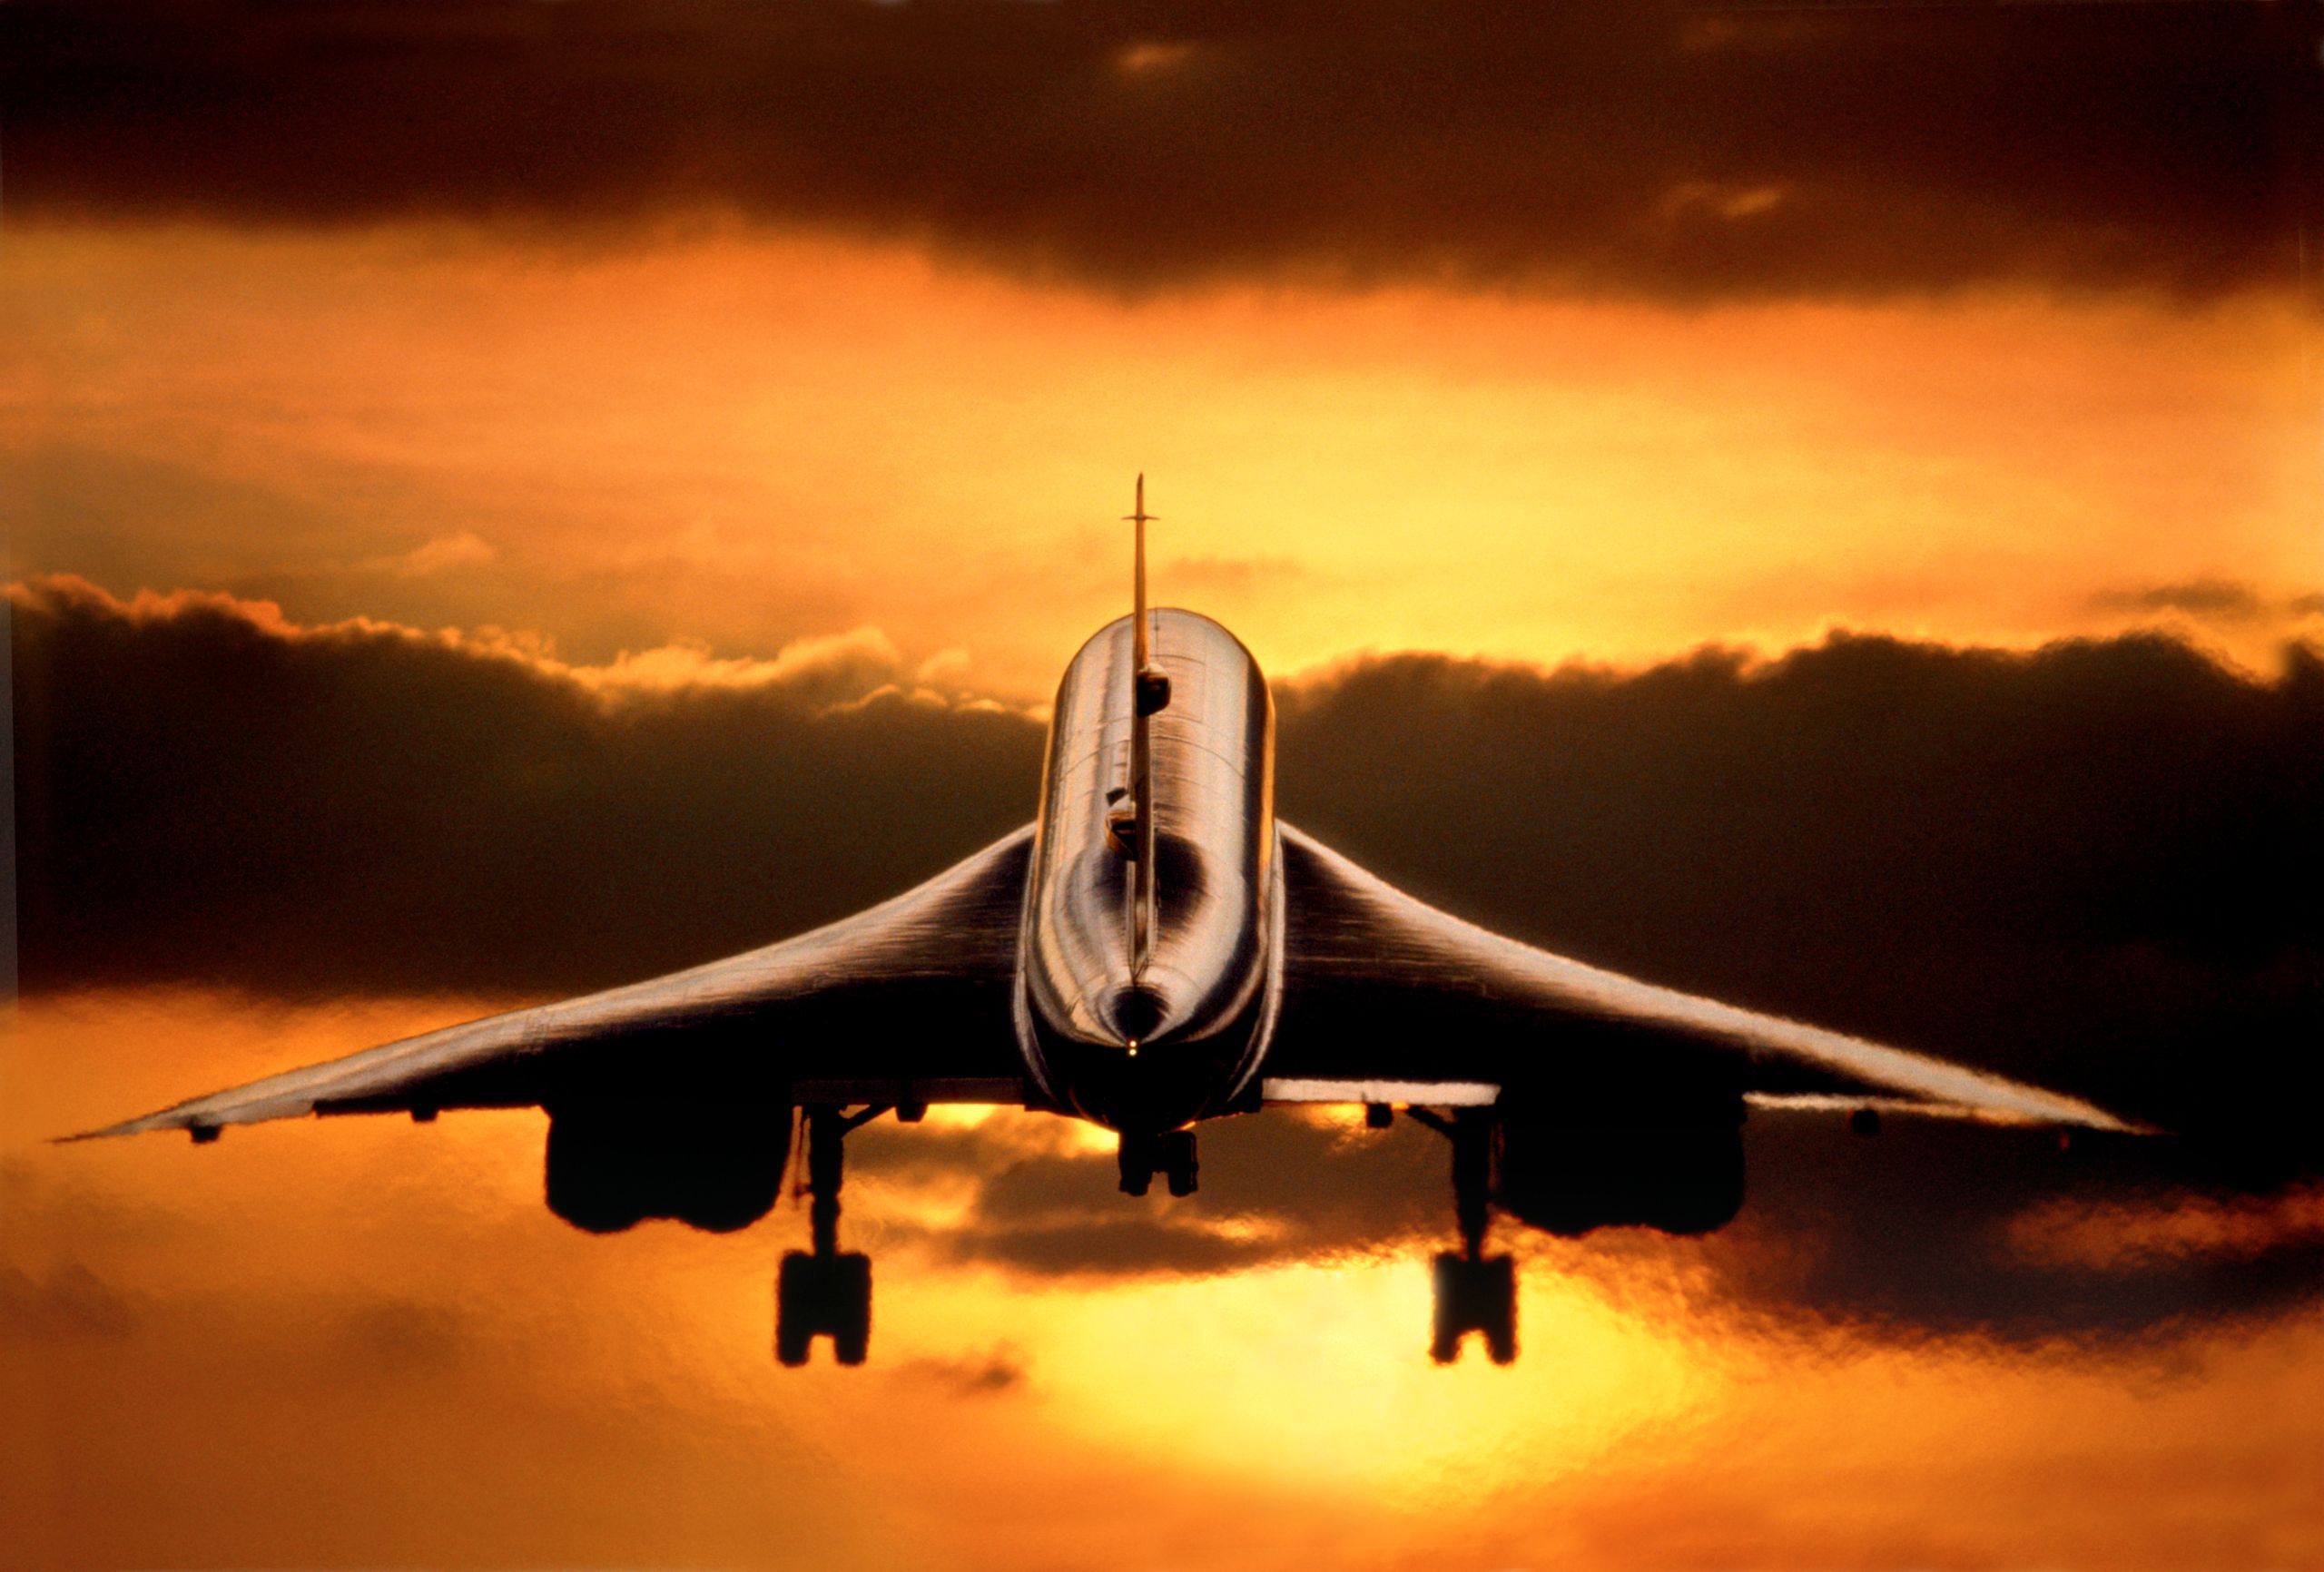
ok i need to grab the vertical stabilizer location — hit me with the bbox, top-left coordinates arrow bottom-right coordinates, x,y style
1120,475 -> 1167,977
1127,473 -> 1153,672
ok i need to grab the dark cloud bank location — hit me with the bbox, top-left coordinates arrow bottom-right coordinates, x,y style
14,577 -> 2323,1344
5,0 -> 2316,300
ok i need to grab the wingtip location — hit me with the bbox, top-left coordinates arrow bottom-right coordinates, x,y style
51,1120 -> 147,1145
52,1108 -> 224,1145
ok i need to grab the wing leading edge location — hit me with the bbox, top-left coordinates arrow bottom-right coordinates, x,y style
73,819 -> 2139,1144
1259,825 -> 2142,1134
70,827 -> 1039,1140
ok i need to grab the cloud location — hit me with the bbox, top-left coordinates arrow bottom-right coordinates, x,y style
0,1261 -> 138,1341
2007,1184 -> 2324,1272
3,0 -> 2311,301
2090,577 -> 2304,624
9,574 -> 1047,999
333,1299 -> 466,1372
570,626 -> 910,699
1694,1112 -> 2324,1345
1162,555 -> 1312,593
893,1344 -> 1030,1398
12,575 -> 931,704
361,531 -> 499,579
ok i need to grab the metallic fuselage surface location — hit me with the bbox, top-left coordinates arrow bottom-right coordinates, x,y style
1020,609 -> 1277,1131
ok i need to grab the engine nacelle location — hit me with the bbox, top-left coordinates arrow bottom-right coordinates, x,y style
545,1099 -> 788,1234
1493,1104 -> 1745,1238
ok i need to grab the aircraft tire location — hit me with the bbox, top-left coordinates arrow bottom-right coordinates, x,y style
1430,1252 -> 1466,1364
775,1252 -> 817,1367
833,1253 -> 872,1366
1483,1255 -> 1517,1365
1164,1131 -> 1198,1197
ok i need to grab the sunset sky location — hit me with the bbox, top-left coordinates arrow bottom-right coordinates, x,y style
5,0 -> 2319,695
5,1 -> 2322,1567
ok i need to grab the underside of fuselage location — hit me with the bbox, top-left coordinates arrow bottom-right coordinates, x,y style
1018,608 -> 1279,1134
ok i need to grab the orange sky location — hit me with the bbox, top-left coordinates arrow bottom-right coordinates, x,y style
6,221 -> 2316,699
6,993 -> 2319,1571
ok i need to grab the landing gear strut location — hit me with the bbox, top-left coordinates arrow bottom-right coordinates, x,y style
775,1105 -> 885,1367
1118,1128 -> 1198,1197
1409,1107 -> 1517,1366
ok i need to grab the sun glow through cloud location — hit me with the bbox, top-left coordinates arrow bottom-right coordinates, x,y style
7,223 -> 2315,699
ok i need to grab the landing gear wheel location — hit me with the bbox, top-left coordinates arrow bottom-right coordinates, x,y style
1429,1254 -> 1462,1365
1162,1130 -> 1198,1197
1118,1132 -> 1156,1196
1429,1252 -> 1517,1366
831,1253 -> 872,1366
775,1249 -> 873,1367
1119,1129 -> 1198,1196
775,1253 -> 814,1367
1481,1255 -> 1516,1365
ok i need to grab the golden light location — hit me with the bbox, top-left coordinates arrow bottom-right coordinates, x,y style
7,222 -> 2313,700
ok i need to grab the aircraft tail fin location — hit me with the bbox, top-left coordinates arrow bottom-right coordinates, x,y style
1124,472 -> 1156,672
1121,474 -> 1167,977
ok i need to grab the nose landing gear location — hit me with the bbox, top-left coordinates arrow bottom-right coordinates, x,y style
775,1105 -> 884,1367
1118,1127 -> 1198,1197
1409,1106 -> 1517,1366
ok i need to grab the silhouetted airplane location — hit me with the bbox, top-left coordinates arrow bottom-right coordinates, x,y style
78,477 -> 2140,1367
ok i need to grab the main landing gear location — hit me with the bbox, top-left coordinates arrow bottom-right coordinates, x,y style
775,1105 -> 887,1367
1118,1127 -> 1198,1197
1407,1107 -> 1517,1366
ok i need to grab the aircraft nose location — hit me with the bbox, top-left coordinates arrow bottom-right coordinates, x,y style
1106,985 -> 1166,1046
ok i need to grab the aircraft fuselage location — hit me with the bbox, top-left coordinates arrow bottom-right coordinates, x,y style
1019,609 -> 1279,1132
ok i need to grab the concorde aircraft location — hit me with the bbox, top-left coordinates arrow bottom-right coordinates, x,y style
78,477 -> 2139,1366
